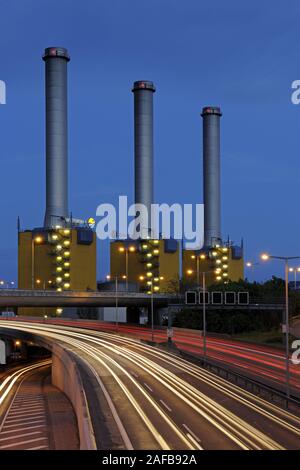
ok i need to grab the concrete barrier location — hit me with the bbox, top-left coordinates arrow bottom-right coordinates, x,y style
51,343 -> 96,450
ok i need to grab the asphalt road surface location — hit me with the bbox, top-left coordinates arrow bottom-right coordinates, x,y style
1,320 -> 300,450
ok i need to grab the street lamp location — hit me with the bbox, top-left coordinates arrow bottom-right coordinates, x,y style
118,245 -> 136,291
36,279 -> 52,290
186,268 -> 208,360
150,282 -> 154,342
31,236 -> 43,289
0,280 -> 15,289
245,261 -> 259,280
107,274 -> 120,333
190,253 -> 206,286
261,252 -> 300,401
289,267 -> 300,290
202,271 -> 207,361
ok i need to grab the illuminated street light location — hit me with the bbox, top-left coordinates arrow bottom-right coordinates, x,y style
261,252 -> 300,401
245,261 -> 259,280
31,236 -> 43,289
189,253 -> 207,285
118,245 -> 136,291
289,267 -> 300,290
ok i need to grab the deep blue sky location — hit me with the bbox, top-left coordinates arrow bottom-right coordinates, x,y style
0,0 -> 300,283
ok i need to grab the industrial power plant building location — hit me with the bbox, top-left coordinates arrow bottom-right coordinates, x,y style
18,46 -> 244,317
18,47 -> 96,316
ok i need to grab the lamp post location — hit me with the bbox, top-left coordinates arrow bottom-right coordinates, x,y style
202,271 -> 207,361
190,253 -> 206,286
118,245 -> 136,291
289,266 -> 300,290
261,253 -> 300,402
245,261 -> 259,280
31,236 -> 43,289
36,279 -> 52,290
151,282 -> 154,342
0,280 -> 15,289
107,274 -> 121,333
186,268 -> 208,359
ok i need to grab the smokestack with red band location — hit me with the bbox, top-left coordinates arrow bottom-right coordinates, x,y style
201,106 -> 222,247
43,47 -> 70,228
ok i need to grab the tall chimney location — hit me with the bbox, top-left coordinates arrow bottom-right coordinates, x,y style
43,47 -> 70,228
132,81 -> 155,237
201,106 -> 222,247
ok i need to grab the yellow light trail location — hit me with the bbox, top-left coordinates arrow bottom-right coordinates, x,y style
1,321 -> 299,450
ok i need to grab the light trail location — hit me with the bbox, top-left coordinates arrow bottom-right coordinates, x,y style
0,361 -> 51,407
1,321 -> 300,450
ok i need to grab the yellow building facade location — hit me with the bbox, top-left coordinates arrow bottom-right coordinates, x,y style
110,239 -> 180,293
18,227 -> 97,316
182,245 -> 244,288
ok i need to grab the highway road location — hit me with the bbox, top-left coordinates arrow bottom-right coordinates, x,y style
0,359 -> 79,450
59,320 -> 300,396
1,320 -> 300,450
7,318 -> 298,396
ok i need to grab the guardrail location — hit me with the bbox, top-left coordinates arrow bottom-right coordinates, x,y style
179,350 -> 300,411
0,289 -> 171,299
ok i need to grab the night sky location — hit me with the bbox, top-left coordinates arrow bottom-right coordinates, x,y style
1,0 -> 300,283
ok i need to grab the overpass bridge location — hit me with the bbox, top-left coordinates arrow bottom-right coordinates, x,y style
0,289 -> 285,314
0,289 -> 174,308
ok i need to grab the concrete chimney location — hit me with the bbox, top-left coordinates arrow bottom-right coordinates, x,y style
201,106 -> 222,247
132,81 -> 155,236
43,47 -> 70,228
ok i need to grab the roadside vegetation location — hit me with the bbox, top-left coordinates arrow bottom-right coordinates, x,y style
171,277 -> 300,347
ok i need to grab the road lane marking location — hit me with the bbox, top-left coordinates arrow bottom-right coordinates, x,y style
0,425 -> 45,434
160,400 -> 172,412
186,433 -> 203,450
0,431 -> 42,441
13,401 -> 44,404
11,404 -> 44,409
182,424 -> 201,442
6,415 -> 46,422
5,414 -> 45,423
12,401 -> 44,407
0,437 -> 47,449
8,410 -> 45,417
2,420 -> 45,428
144,383 -> 153,392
